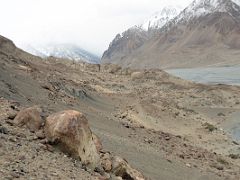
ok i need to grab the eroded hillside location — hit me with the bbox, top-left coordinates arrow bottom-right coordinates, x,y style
0,36 -> 240,179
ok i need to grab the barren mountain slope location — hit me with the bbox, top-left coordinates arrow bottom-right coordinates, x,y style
102,27 -> 149,65
102,0 -> 240,69
1,35 -> 240,179
102,6 -> 181,65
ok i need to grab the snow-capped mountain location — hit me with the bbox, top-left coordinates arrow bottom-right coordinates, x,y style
102,6 -> 182,64
102,0 -> 240,69
140,6 -> 182,31
173,0 -> 240,24
21,44 -> 100,64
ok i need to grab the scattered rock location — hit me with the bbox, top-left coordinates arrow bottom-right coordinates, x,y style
211,163 -> 224,171
13,106 -> 43,132
5,120 -> 14,126
46,144 -> 54,152
50,172 -> 59,177
41,84 -> 54,91
179,154 -> 185,159
100,64 -> 122,74
10,101 -> 20,110
45,110 -> 100,168
123,123 -> 130,129
111,156 -> 145,180
165,136 -> 171,141
203,122 -> 217,132
217,157 -> 229,165
103,173 -> 111,179
94,166 -> 105,176
32,135 -> 39,140
8,111 -> 17,120
94,172 -> 110,180
39,139 -> 48,144
166,158 -> 172,163
101,158 -> 112,172
131,72 -> 144,80
10,172 -> 20,178
217,112 -> 225,117
35,130 -> 45,139
16,132 -> 26,138
176,135 -> 182,139
9,137 -> 17,142
232,141 -> 239,145
111,175 -> 123,180
119,112 -> 127,119
229,154 -> 240,159
0,126 -> 8,134
18,155 -> 26,161
144,138 -> 152,144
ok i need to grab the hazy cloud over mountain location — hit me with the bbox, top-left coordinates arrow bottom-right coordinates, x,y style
0,0 -> 192,55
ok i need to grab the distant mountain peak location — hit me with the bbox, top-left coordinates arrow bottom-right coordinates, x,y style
21,43 -> 100,64
140,6 -> 182,31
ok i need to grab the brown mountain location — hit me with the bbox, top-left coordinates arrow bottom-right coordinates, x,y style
102,0 -> 240,69
102,27 -> 149,65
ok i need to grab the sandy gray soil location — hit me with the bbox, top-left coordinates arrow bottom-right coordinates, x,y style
1,39 -> 240,179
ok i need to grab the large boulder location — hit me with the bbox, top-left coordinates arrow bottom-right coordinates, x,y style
13,106 -> 43,132
44,110 -> 100,168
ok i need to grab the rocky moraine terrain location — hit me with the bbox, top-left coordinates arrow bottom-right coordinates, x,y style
0,34 -> 240,180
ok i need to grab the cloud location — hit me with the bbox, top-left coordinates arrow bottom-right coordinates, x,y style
0,0 -> 192,55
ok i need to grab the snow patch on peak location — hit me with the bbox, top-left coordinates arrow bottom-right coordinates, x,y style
21,43 -> 100,64
192,0 -> 221,7
140,6 -> 182,31
174,0 -> 240,23
232,0 -> 240,6
184,0 -> 226,16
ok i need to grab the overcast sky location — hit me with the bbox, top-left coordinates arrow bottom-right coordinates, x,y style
0,0 -> 193,55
